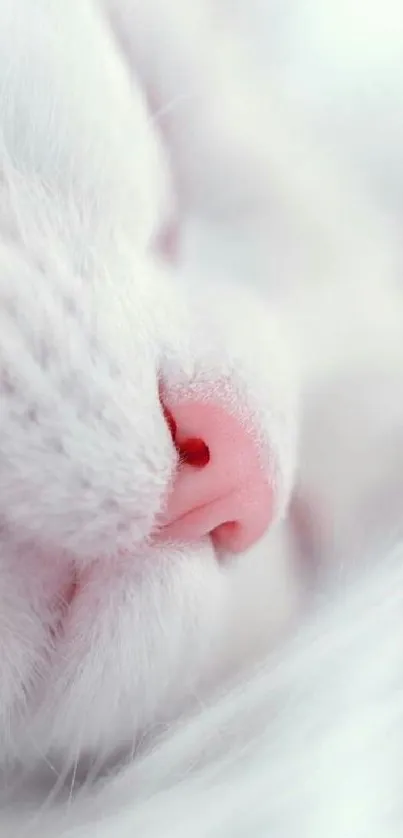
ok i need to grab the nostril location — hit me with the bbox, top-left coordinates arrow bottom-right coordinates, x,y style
179,437 -> 210,468
161,392 -> 210,469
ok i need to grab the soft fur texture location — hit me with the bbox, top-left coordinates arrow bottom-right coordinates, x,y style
1,1 -> 403,836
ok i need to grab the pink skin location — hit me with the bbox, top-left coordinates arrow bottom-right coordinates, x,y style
159,399 -> 274,553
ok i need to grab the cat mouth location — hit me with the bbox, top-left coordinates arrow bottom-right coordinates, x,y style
64,569 -> 80,607
52,567 -> 81,634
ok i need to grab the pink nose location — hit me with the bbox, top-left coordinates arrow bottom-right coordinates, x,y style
159,398 -> 274,553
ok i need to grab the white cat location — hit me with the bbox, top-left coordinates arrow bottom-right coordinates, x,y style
1,2 -> 403,836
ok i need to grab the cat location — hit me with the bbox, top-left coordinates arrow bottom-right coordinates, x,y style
0,0 -> 299,789
1,1 -> 403,836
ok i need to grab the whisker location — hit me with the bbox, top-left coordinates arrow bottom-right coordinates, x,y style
151,91 -> 196,126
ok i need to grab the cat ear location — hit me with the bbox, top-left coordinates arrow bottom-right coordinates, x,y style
158,396 -> 274,553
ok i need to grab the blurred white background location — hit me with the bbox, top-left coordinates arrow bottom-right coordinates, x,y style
182,0 -> 403,575
228,0 -> 403,216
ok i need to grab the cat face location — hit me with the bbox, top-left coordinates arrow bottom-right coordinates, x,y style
0,1 -> 298,771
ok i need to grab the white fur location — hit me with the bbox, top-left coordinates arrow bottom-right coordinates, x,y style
1,1 -> 403,836
0,0 -> 297,776
7,544 -> 403,837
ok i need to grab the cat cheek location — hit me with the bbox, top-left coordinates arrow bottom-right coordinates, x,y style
35,542 -> 228,757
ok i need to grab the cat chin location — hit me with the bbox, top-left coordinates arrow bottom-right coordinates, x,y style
15,538 -> 230,765
13,525 -> 299,770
